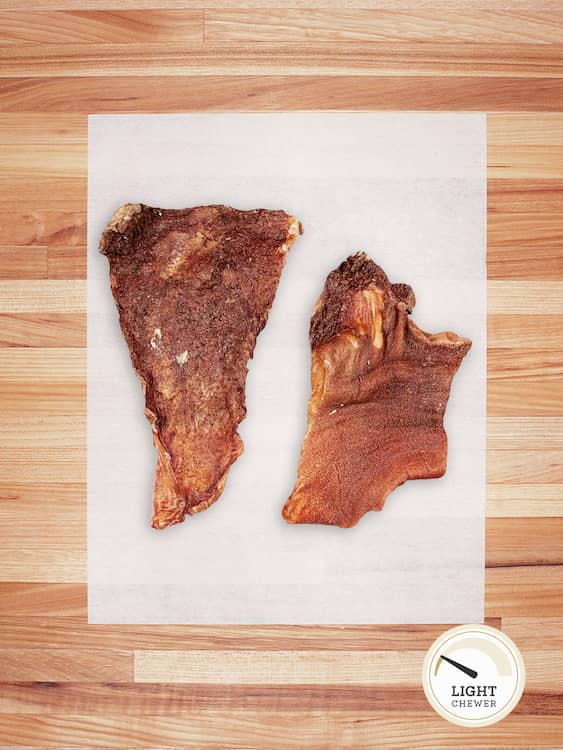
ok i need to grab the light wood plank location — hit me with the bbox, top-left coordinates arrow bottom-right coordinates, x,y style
0,711 -> 561,749
503,617 -> 563,649
488,379 -> 562,415
0,314 -> 85,347
0,348 -> 84,381
487,485 -> 563,517
0,415 -> 84,447
489,145 -> 563,178
0,142 -> 85,175
488,179 -> 563,215
489,245 -> 563,280
0,487 -> 85,583
2,41 -> 563,78
0,247 -> 48,279
0,650 -> 132,682
135,649 -> 563,690
0,245 -> 87,281
0,382 -> 85,415
0,210 -> 85,245
3,0 -> 563,8
2,76 -> 563,113
0,530 -> 85,583
135,650 -> 425,685
488,114 -> 563,146
518,650 -> 563,690
0,10 -> 203,44
47,245 -> 85,279
206,9 -> 563,44
0,482 -> 83,504
0,682 -> 425,714
487,451 -> 563,484
487,417 -> 563,449
0,178 -> 85,210
486,565 -> 563,617
0,143 -> 85,209
488,315 -> 563,348
0,619 -> 458,652
488,282 -> 563,314
0,281 -> 85,312
486,519 -> 563,566
0,112 -> 84,143
0,583 -> 86,617
18,679 -> 558,717
0,554 -> 85,584
0,446 -> 85,482
132,647 -> 561,690
489,213 -> 563,248
488,348 -> 563,381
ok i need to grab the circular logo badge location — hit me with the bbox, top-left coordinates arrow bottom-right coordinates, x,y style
422,624 -> 525,727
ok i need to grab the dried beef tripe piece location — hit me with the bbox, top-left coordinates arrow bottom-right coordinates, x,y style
100,203 -> 301,529
283,253 -> 471,528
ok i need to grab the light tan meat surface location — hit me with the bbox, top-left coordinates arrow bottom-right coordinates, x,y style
283,253 -> 471,528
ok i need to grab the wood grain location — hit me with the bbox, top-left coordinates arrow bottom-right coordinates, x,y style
0,711 -> 562,749
0,247 -> 48,279
4,0 -> 563,7
2,42 -> 563,78
0,348 -> 84,380
0,649 -> 132,682
486,518 -> 563,566
0,10 -> 203,44
0,619 -> 465,651
0,583 -> 86,616
486,566 -> 563,618
487,485 -> 563,517
503,617 -> 563,649
0,681 -> 559,715
2,76 -> 563,114
0,4 -> 562,748
0,313 -> 85,347
0,381 -> 85,414
488,417 -> 563,449
0,281 -> 85,312
488,348 -> 563,380
134,647 -> 563,690
487,281 -> 563,313
134,650 -> 424,684
205,9 -> 563,44
488,178 -> 563,214
0,210 -> 85,245
488,380 -> 561,415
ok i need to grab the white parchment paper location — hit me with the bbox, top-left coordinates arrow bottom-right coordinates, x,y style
88,113 -> 486,624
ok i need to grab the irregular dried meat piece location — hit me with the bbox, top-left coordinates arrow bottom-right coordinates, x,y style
283,253 -> 471,528
100,203 -> 301,529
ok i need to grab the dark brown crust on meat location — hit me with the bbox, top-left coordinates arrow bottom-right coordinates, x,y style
283,252 -> 471,528
101,203 -> 301,529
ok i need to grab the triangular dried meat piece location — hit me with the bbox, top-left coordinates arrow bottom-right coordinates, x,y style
283,253 -> 471,528
100,203 -> 301,529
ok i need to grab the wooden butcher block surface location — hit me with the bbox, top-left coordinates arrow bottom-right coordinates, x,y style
0,3 -> 562,748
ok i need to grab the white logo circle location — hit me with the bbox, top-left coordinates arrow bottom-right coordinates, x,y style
422,624 -> 525,727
